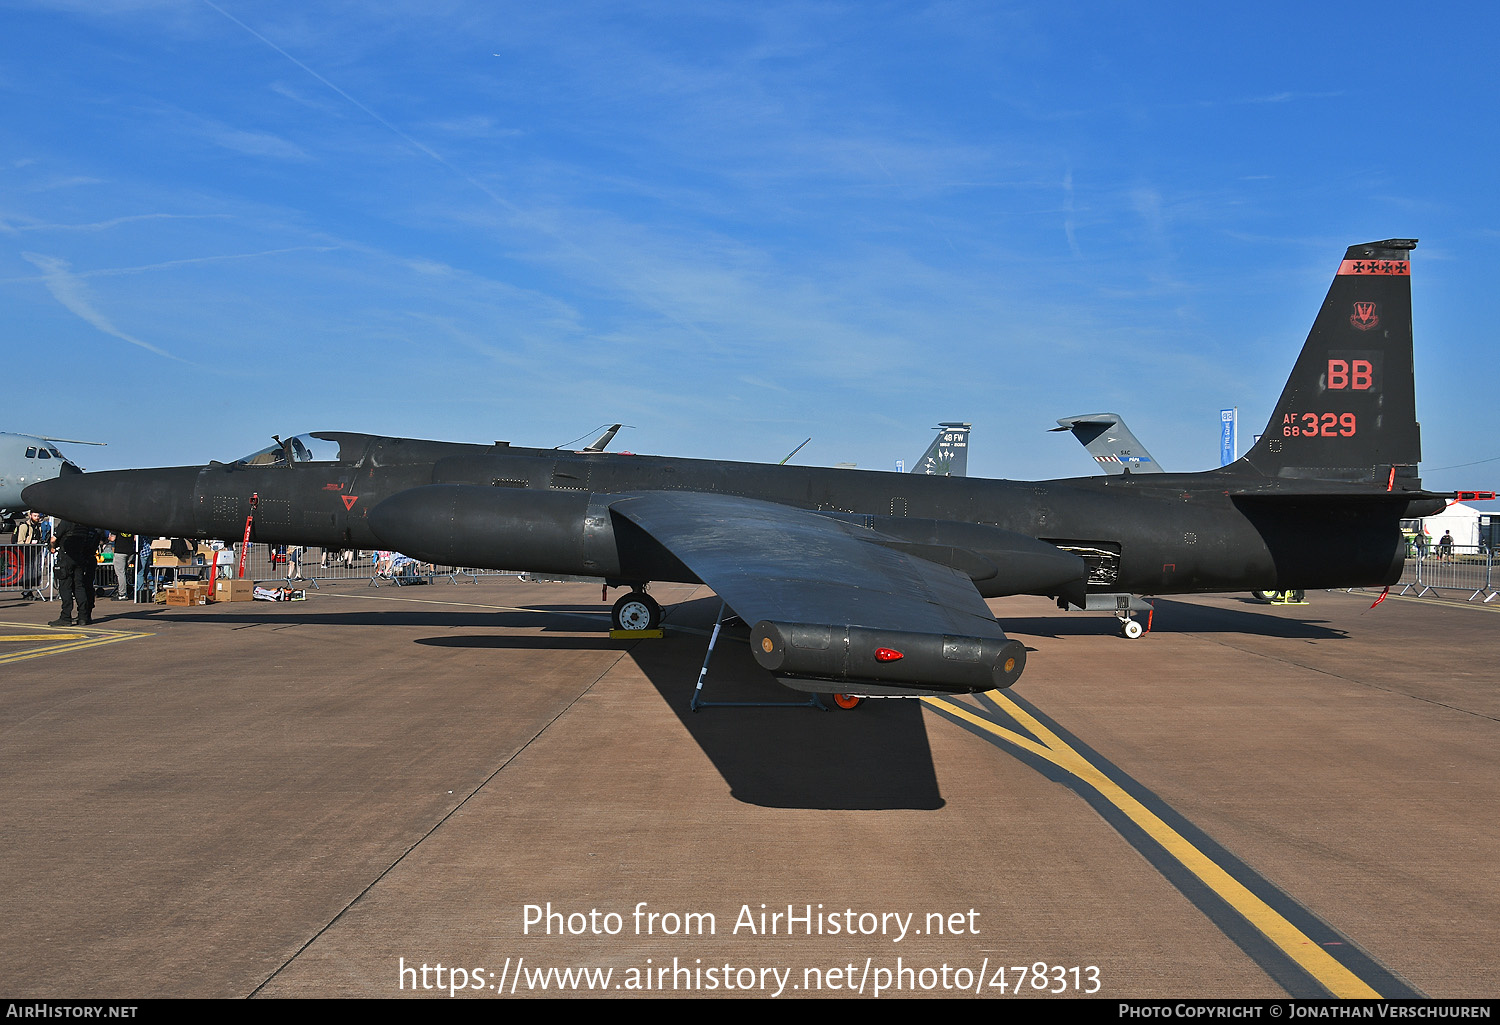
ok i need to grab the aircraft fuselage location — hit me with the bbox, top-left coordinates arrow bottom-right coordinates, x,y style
53,433 -> 1408,600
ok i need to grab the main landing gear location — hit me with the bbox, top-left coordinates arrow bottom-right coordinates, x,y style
1253,589 -> 1307,605
1114,604 -> 1151,639
610,589 -> 663,631
1071,593 -> 1153,639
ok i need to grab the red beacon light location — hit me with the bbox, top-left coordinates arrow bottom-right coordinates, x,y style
874,647 -> 904,663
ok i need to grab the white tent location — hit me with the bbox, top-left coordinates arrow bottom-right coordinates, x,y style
1419,502 -> 1484,548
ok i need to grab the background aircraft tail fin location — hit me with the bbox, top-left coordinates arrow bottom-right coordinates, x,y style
584,424 -> 624,452
1050,413 -> 1164,474
911,422 -> 970,476
1231,239 -> 1422,486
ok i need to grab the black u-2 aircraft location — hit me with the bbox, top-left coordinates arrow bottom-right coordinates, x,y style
24,239 -> 1449,699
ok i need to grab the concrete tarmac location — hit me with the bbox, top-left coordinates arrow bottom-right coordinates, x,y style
1,579 -> 1496,999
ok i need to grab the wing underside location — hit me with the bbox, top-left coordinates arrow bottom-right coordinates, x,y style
610,492 -> 1025,694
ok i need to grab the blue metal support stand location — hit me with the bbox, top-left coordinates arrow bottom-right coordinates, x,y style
689,602 -> 826,712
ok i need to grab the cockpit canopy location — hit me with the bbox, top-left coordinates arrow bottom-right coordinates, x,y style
233,432 -> 346,466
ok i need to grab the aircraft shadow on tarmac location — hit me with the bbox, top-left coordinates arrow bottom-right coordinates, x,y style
624,596 -> 946,812
1140,598 -> 1348,640
994,599 -> 1348,642
612,594 -> 1346,811
139,607 -> 616,638
130,593 -> 1341,812
322,597 -> 946,811
131,601 -> 943,810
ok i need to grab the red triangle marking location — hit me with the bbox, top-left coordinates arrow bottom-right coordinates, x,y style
341,495 -> 358,510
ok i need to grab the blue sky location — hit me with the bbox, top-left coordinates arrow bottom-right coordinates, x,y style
3,1 -> 1496,495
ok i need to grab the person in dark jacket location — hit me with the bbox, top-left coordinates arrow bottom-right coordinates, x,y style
49,519 -> 99,626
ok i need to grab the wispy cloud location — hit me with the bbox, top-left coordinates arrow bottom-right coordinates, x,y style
0,246 -> 341,285
1226,90 -> 1344,106
1062,169 -> 1081,257
9,212 -> 229,232
25,176 -> 105,192
85,245 -> 339,277
21,252 -> 184,361
204,125 -> 310,161
425,115 -> 523,139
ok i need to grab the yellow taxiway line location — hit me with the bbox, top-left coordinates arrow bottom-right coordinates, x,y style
924,691 -> 1381,999
0,622 -> 151,665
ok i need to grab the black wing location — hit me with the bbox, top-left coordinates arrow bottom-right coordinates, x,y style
610,492 -> 1025,694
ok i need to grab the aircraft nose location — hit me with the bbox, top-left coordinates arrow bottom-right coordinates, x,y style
23,467 -> 202,535
21,475 -> 74,514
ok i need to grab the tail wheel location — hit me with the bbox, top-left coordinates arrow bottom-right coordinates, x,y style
611,590 -> 662,631
832,694 -> 863,710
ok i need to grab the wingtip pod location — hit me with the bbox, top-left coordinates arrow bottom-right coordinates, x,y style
751,620 -> 1026,693
1234,238 -> 1422,486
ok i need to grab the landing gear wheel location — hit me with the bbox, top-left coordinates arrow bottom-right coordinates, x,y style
831,693 -> 863,710
1252,590 -> 1270,602
1121,618 -> 1145,639
611,590 -> 662,631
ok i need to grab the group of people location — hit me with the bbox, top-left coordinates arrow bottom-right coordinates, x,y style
11,519 -> 406,620
10,514 -> 134,626
1414,530 -> 1458,559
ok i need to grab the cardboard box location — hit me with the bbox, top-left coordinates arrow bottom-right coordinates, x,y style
152,553 -> 185,568
156,581 -> 211,606
215,578 -> 255,603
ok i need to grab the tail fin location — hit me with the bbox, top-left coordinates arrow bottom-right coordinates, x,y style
911,422 -> 970,476
584,424 -> 624,452
1050,413 -> 1164,474
1233,239 -> 1422,485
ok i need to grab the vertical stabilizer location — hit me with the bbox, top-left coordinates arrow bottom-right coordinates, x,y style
911,422 -> 970,476
1051,413 -> 1164,474
584,424 -> 624,452
1233,239 -> 1421,485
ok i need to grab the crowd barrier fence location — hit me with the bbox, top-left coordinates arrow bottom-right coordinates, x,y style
1,542 -> 520,602
10,540 -> 1493,604
1388,544 -> 1498,602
